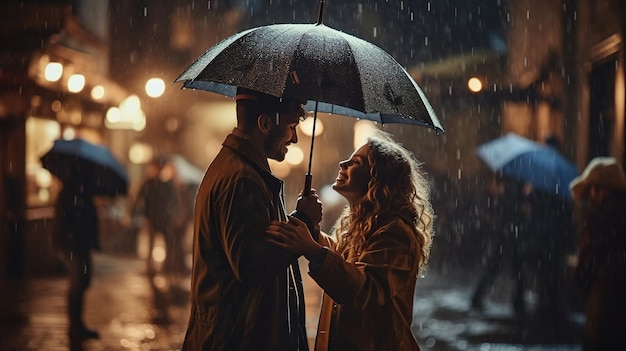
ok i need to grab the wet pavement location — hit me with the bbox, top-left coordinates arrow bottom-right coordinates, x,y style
412,268 -> 584,351
0,253 -> 190,351
0,252 -> 584,351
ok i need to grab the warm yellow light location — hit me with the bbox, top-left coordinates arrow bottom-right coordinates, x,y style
152,244 -> 167,263
285,145 -> 304,165
62,127 -> 76,140
35,167 -> 53,188
467,77 -> 483,93
353,120 -> 378,149
67,74 -> 85,93
44,62 -> 63,82
105,98 -> 146,132
106,107 -> 121,123
128,142 -> 154,165
299,117 -> 324,137
145,78 -> 165,98
120,95 -> 141,112
91,85 -> 105,100
132,112 -> 146,131
51,100 -> 62,112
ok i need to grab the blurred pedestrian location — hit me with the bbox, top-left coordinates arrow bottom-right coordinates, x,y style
266,131 -> 434,350
53,176 -> 100,341
569,157 -> 626,351
132,155 -> 189,276
521,134 -> 576,336
182,87 -> 322,351
470,174 -> 532,316
525,188 -> 575,336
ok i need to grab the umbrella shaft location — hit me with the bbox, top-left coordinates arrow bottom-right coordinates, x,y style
304,174 -> 313,196
307,104 -> 318,175
304,102 -> 319,196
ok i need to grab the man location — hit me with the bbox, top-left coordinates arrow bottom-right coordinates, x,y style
182,87 -> 322,350
132,155 -> 187,276
54,175 -> 100,341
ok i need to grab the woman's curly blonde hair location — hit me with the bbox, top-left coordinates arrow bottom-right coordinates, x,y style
334,130 -> 435,273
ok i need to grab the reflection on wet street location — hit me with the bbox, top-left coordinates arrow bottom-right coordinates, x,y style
0,249 -> 584,351
413,267 -> 584,351
0,253 -> 190,351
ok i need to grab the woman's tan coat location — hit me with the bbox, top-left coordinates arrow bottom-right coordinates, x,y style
312,218 -> 421,351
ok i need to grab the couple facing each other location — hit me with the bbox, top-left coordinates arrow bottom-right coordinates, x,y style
182,87 -> 434,351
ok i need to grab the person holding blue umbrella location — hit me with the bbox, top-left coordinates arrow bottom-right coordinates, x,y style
53,173 -> 101,341
41,137 -> 128,342
474,133 -> 578,335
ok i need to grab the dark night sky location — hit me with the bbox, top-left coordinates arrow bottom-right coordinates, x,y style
230,0 -> 508,66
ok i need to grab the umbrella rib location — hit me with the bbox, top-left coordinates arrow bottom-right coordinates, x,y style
340,33 -> 403,124
247,24 -> 308,96
175,28 -> 255,83
341,33 -> 441,130
338,34 -> 368,117
277,24 -> 312,96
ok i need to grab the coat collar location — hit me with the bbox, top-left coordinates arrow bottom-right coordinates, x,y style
223,129 -> 283,192
226,128 -> 272,174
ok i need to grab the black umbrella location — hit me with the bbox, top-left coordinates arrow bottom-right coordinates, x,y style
41,138 -> 128,196
175,1 -> 443,193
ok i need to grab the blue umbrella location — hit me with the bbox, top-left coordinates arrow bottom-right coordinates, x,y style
476,133 -> 579,199
41,138 -> 128,196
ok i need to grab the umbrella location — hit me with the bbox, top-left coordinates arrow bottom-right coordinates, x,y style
171,154 -> 205,185
476,133 -> 579,199
41,138 -> 128,196
175,0 -> 443,193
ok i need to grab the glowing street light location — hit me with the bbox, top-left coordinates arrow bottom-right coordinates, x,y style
467,77 -> 483,93
91,85 -> 105,100
299,117 -> 324,137
285,145 -> 304,166
105,95 -> 146,131
44,62 -> 63,82
145,77 -> 165,98
67,74 -> 85,93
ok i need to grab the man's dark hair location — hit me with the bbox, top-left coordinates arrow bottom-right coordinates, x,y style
235,87 -> 306,128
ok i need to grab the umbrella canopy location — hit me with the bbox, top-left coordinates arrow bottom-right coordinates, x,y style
175,23 -> 443,132
476,133 -> 579,199
171,154 -> 205,185
41,138 -> 128,196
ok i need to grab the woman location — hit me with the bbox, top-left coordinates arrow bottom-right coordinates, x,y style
267,131 -> 434,350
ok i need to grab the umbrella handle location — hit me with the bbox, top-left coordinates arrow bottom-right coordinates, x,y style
303,173 -> 312,196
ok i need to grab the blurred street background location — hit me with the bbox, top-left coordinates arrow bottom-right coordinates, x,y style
2,0 -> 625,350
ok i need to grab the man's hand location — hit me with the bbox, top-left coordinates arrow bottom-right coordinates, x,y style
295,189 -> 322,225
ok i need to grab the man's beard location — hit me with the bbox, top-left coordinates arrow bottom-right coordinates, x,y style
265,125 -> 286,161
